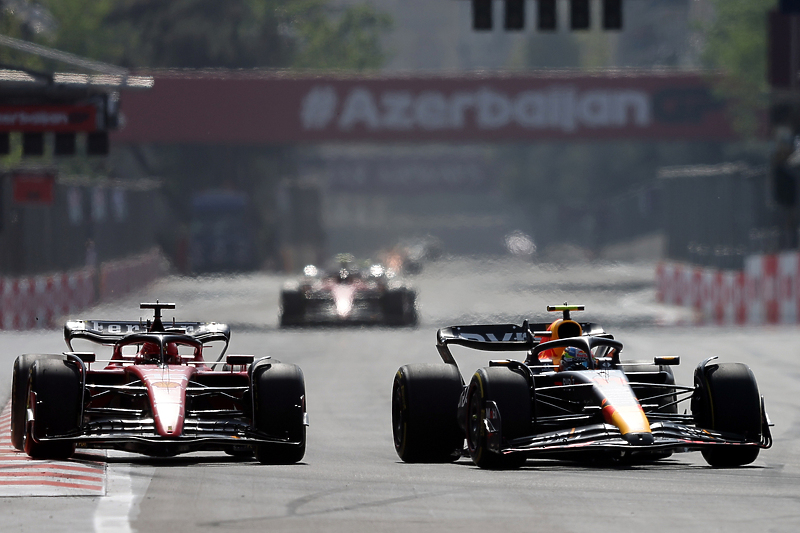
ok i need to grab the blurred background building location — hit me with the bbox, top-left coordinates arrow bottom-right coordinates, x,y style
0,0 -> 794,277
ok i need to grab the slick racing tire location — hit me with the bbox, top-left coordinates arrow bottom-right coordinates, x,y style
392,364 -> 463,463
25,358 -> 82,460
11,354 -> 61,451
622,362 -> 678,415
402,291 -> 419,326
383,289 -> 417,326
692,362 -> 762,467
252,363 -> 306,464
466,367 -> 531,470
279,291 -> 306,327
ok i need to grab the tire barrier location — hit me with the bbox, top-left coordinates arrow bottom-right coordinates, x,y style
657,251 -> 800,325
0,248 -> 166,330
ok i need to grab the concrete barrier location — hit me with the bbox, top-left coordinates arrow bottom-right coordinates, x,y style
0,248 -> 167,330
657,251 -> 800,325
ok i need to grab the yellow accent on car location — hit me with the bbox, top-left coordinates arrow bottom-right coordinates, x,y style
547,304 -> 585,312
609,406 -> 651,435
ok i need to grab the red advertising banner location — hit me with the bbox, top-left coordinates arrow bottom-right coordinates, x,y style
13,172 -> 55,205
112,70 -> 737,144
0,105 -> 97,132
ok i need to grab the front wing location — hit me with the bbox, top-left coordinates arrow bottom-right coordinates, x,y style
36,427 -> 304,456
497,421 -> 771,457
303,299 -> 385,323
31,415 -> 307,456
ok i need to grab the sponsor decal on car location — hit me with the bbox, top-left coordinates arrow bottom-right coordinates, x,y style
150,381 -> 180,389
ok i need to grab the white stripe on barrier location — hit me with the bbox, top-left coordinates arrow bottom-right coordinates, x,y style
778,251 -> 798,324
0,249 -> 165,331
657,251 -> 800,326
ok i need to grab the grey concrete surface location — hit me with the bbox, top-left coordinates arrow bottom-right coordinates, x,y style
1,258 -> 798,532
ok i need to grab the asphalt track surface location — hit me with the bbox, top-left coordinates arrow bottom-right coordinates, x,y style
1,258 -> 799,532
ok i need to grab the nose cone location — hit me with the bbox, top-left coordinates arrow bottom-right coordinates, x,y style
623,432 -> 654,446
332,285 -> 355,317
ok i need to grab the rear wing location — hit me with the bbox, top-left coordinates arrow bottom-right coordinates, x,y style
435,321 -> 611,365
64,320 -> 231,349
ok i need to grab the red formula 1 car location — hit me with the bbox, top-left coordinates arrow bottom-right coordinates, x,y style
392,304 -> 772,468
280,259 -> 417,327
11,302 -> 307,463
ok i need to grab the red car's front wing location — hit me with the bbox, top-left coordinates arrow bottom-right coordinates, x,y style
32,424 -> 304,457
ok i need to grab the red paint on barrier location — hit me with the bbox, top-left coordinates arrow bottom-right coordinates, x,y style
0,248 -> 165,330
764,255 -> 779,324
656,252 -> 800,325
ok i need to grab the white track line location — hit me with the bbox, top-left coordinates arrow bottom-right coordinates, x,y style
94,453 -> 154,533
0,399 -> 154,529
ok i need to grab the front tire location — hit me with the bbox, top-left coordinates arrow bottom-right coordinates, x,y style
24,358 -> 81,460
252,363 -> 307,464
11,354 -> 60,451
279,291 -> 306,327
693,362 -> 762,467
392,364 -> 463,463
466,367 -> 531,469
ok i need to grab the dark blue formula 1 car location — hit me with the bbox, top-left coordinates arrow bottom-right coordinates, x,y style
392,304 -> 772,468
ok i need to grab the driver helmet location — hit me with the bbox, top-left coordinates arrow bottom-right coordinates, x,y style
165,342 -> 180,364
137,342 -> 161,363
560,346 -> 590,370
139,342 -> 159,355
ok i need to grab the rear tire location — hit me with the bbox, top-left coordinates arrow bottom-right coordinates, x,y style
466,367 -> 531,469
25,358 -> 81,460
11,354 -> 60,451
383,289 -> 417,326
252,363 -> 306,464
403,291 -> 418,326
392,364 -> 463,462
279,291 -> 306,327
693,362 -> 762,467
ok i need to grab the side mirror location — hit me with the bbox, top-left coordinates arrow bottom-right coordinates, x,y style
654,356 -> 680,366
226,354 -> 255,366
66,351 -> 96,363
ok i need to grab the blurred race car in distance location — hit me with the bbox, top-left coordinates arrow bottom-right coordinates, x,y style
280,254 -> 417,327
382,235 -> 443,275
392,304 -> 772,468
11,302 -> 307,463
